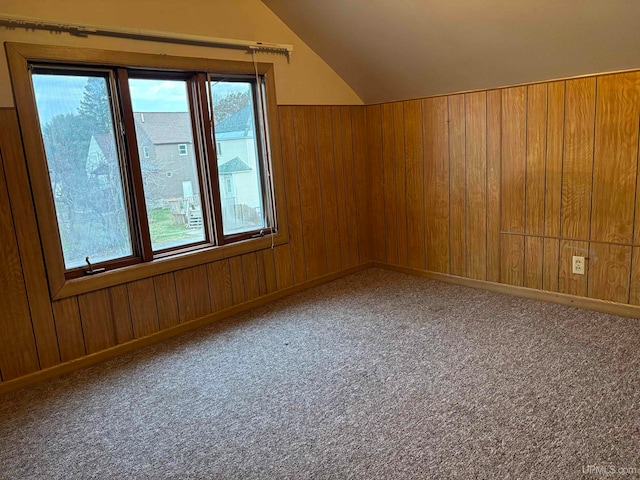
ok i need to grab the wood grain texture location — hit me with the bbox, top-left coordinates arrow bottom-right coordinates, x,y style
127,278 -> 160,338
153,273 -> 180,329
78,290 -> 116,355
486,90 -> 502,282
207,260 -> 234,311
525,83 -> 547,236
404,100 -> 425,270
259,249 -> 278,295
465,91 -> 487,280
591,73 -> 640,244
449,94 -> 466,276
228,256 -> 246,305
561,78 -> 596,240
315,107 -> 342,273
352,106 -> 372,264
587,243 -> 631,303
543,238 -> 560,292
382,103 -> 398,265
500,234 -> 524,286
241,253 -> 260,302
367,104 -> 386,263
393,102 -> 408,267
273,244 -> 294,290
629,248 -> 640,305
294,106 -> 327,279
0,109 -> 60,370
559,240 -> 589,297
501,87 -> 527,234
279,106 -> 307,284
109,285 -> 134,344
52,297 -> 86,363
524,236 -> 544,290
422,96 -> 450,274
339,106 -> 361,268
0,149 -> 40,380
175,265 -> 211,323
544,82 -> 565,237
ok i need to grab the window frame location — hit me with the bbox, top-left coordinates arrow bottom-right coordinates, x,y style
177,143 -> 188,156
7,42 -> 289,300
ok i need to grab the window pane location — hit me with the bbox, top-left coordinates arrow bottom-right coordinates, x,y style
210,80 -> 266,235
32,72 -> 133,270
128,78 -> 206,251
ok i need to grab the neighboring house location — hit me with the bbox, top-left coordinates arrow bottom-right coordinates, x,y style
87,108 -> 262,230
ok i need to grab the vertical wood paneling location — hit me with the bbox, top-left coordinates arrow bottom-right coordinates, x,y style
561,78 -> 596,240
393,102 -> 408,267
315,107 -> 342,273
559,240 -> 589,297
449,94 -> 466,276
382,103 -> 398,265
78,290 -> 116,355
175,265 -> 211,323
591,73 -> 640,244
279,106 -> 307,284
241,253 -> 260,301
544,82 -> 565,237
127,278 -> 159,338
52,297 -> 85,363
543,238 -> 560,292
486,90 -> 502,282
501,87 -> 527,234
367,104 -> 386,263
500,234 -> 524,286
0,109 -> 60,370
525,83 -> 547,236
109,285 -> 134,344
273,244 -> 294,290
260,249 -> 278,295
294,106 -> 327,279
629,248 -> 640,305
207,259 -> 234,311
465,91 -> 487,280
404,100 -> 425,270
154,273 -> 180,329
0,149 -> 40,380
340,106 -> 361,268
423,96 -> 450,274
587,243 -> 631,303
524,236 -> 544,290
228,256 -> 246,305
352,106 -> 372,263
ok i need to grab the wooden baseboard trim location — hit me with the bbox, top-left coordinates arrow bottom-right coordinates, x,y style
0,262 -> 373,396
373,262 -> 640,319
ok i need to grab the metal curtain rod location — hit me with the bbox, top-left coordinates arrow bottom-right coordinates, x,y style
0,13 -> 294,59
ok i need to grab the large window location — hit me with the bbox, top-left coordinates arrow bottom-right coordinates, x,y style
8,44 -> 284,294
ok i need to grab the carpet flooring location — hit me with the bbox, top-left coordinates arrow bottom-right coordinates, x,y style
1,268 -> 639,479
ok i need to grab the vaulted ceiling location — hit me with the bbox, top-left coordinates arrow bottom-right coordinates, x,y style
262,0 -> 640,104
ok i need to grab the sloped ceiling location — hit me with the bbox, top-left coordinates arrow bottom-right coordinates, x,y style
262,0 -> 640,104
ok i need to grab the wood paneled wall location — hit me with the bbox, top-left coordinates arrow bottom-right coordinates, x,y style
368,71 -> 640,306
0,105 -> 372,384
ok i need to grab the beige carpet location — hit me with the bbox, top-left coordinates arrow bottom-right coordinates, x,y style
1,268 -> 639,479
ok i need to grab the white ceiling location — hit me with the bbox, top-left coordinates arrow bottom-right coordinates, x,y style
262,0 -> 640,104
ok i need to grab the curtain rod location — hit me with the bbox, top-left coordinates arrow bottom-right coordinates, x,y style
0,13 -> 294,59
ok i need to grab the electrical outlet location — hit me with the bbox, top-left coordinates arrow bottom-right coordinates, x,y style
572,255 -> 585,275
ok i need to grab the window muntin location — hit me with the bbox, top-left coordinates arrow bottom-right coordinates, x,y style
210,79 -> 266,236
26,61 -> 275,278
128,78 -> 206,252
31,69 -> 134,270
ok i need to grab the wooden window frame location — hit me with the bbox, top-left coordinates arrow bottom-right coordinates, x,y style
6,42 -> 289,300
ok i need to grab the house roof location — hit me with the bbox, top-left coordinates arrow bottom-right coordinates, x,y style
133,112 -> 193,145
218,157 -> 252,174
215,105 -> 254,138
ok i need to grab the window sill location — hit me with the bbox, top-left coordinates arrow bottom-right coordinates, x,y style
52,231 -> 288,300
